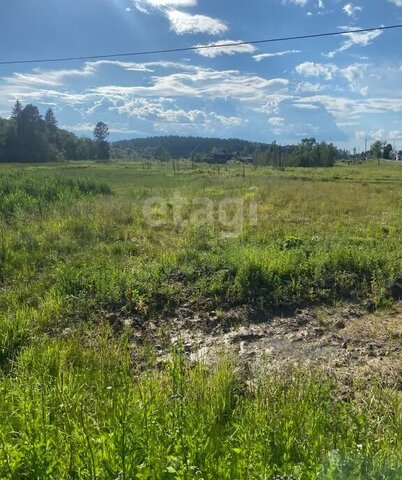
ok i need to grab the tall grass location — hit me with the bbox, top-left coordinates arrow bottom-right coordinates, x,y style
0,334 -> 400,479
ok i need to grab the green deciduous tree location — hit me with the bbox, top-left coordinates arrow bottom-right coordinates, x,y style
288,138 -> 337,168
371,140 -> 385,160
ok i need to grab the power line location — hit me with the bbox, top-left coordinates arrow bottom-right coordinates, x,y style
0,24 -> 401,66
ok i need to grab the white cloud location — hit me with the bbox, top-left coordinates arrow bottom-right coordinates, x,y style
282,0 -> 308,6
326,28 -> 382,57
293,103 -> 320,109
295,81 -> 325,93
91,68 -> 289,101
4,64 -> 97,87
115,97 -> 206,124
295,95 -> 402,120
295,62 -> 338,80
195,40 -> 256,58
6,58 -> 402,144
295,61 -> 371,95
134,0 -> 197,12
133,0 -> 227,36
343,3 -> 362,16
254,95 -> 293,115
62,122 -> 144,135
340,63 -> 368,94
1,60 -> 165,90
269,117 -> 285,126
210,112 -> 244,127
253,50 -> 301,62
166,9 -> 227,35
388,0 -> 402,6
1,62 -> 290,115
355,129 -> 402,141
110,97 -> 245,130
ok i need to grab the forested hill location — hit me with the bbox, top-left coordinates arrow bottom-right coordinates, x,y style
112,136 -> 270,158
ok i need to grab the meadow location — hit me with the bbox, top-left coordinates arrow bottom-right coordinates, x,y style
0,159 -> 401,479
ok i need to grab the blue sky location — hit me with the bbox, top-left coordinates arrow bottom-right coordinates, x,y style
1,0 -> 402,149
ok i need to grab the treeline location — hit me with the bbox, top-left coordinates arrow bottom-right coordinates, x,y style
0,101 -> 110,163
255,138 -> 340,168
112,136 -> 269,159
114,135 -> 344,167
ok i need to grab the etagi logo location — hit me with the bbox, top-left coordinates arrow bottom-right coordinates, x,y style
143,189 -> 258,238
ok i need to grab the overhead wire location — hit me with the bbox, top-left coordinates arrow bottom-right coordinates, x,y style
0,24 -> 401,66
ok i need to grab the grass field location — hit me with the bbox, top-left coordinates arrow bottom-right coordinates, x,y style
0,159 -> 401,479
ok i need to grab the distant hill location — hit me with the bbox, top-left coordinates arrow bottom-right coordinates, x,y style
112,136 -> 270,159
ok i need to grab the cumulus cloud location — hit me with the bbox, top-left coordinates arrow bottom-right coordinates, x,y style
295,81 -> 325,93
388,0 -> 402,6
295,62 -> 338,80
115,97 -> 206,123
110,96 -> 245,132
253,50 -> 301,62
295,61 -> 371,95
254,95 -> 293,115
134,0 -> 227,35
210,112 -> 244,127
343,3 -> 362,16
165,9 -> 227,35
340,63 -> 369,94
195,40 -> 256,58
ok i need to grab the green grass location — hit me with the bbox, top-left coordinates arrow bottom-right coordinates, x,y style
1,336 -> 401,480
0,159 -> 401,478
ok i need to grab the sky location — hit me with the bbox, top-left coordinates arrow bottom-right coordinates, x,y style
1,0 -> 402,149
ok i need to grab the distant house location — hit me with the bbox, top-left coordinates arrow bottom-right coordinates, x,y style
212,149 -> 235,163
241,156 -> 254,164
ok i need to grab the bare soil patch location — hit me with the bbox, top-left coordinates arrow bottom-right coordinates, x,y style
110,302 -> 402,389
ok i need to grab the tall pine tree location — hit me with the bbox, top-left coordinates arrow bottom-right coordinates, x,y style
11,100 -> 23,120
45,108 -> 58,130
93,122 -> 110,161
